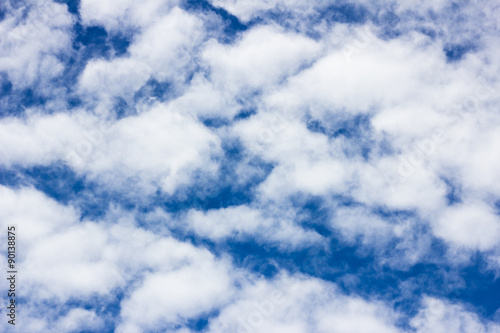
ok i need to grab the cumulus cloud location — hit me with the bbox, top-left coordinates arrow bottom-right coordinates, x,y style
0,103 -> 221,194
411,297 -> 500,333
78,7 -> 205,107
117,260 -> 234,333
203,25 -> 321,95
206,273 -> 401,333
0,186 -> 236,331
0,0 -> 73,88
233,114 -> 350,198
80,0 -> 180,31
182,204 -> 323,248
1,0 -> 500,331
432,201 -> 500,251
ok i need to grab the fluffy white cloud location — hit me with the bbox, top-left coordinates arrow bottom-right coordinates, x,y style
55,308 -> 105,333
0,302 -> 106,333
206,273 -> 401,333
203,25 -> 321,95
0,185 -> 77,244
432,201 -> 500,251
0,111 -> 85,167
209,0 -> 320,23
0,103 -> 221,194
2,0 -> 500,332
78,58 -> 152,106
264,26 -> 453,120
331,205 -> 431,265
169,73 -> 241,118
0,0 -> 74,88
224,19 -> 500,258
79,7 -> 204,107
164,25 -> 322,120
411,297 -> 500,333
80,0 -> 180,31
233,113 -> 350,199
0,186 -> 237,332
183,204 -> 322,248
117,260 -> 234,333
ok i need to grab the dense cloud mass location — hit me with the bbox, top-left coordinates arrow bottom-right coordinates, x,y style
0,0 -> 500,332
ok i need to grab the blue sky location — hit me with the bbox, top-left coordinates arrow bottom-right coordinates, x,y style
1,0 -> 500,332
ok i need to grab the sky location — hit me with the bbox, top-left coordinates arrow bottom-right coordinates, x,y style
0,0 -> 500,332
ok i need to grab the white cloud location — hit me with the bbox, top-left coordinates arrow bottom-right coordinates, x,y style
128,8 -> 205,82
264,27 -> 450,120
2,1 -> 500,332
208,0 -> 319,23
330,205 -> 433,267
56,308 -> 105,333
352,157 -> 448,213
226,20 -> 500,257
166,25 -> 321,120
80,0 -> 180,31
332,206 -> 394,243
233,113 -> 350,199
0,0 -> 74,88
78,58 -> 152,106
0,185 -> 77,244
206,273 -> 401,333
183,204 -> 323,248
0,186 -> 238,332
0,103 -> 221,195
0,301 -> 106,333
81,104 -> 221,194
117,260 -> 234,332
169,73 -> 241,118
432,201 -> 500,251
411,297 -> 500,333
78,7 -> 205,107
203,25 -> 321,95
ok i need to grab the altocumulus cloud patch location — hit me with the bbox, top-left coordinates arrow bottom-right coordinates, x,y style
1,0 -> 500,332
